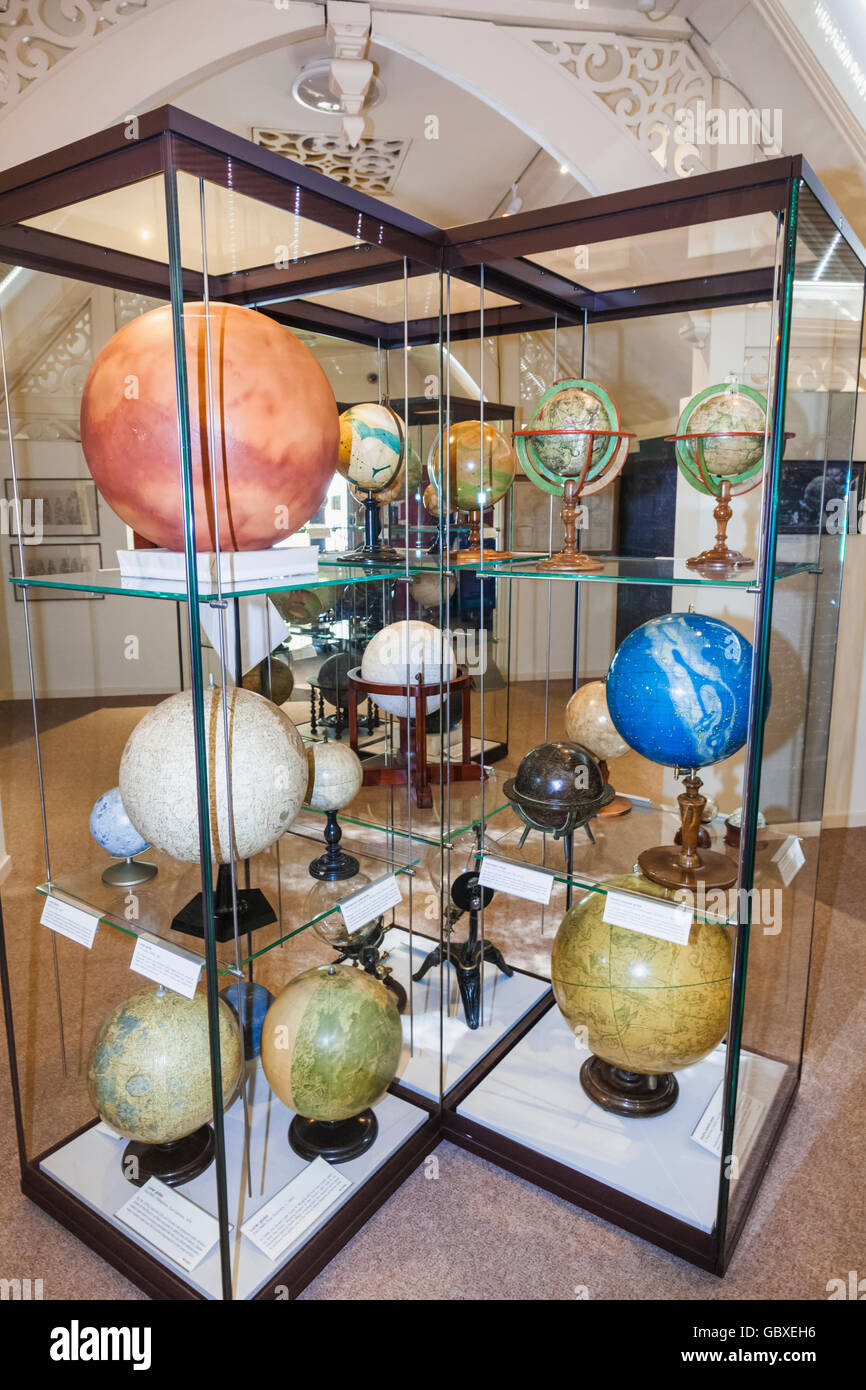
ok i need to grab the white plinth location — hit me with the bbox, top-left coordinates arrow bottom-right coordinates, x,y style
456,1009 -> 790,1232
384,927 -> 551,1101
41,1062 -> 427,1300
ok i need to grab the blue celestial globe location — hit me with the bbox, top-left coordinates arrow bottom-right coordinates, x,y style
605,612 -> 754,768
220,980 -> 275,1060
89,787 -> 149,858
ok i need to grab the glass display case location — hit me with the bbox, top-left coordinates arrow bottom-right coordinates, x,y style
0,108 -> 862,1297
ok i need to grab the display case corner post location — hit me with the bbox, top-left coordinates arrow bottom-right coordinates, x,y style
162,147 -> 234,1302
714,174 -> 800,1255
0,894 -> 28,1176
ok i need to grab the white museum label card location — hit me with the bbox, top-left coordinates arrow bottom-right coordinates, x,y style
603,888 -> 693,946
129,934 -> 202,999
340,875 -> 403,933
116,1178 -> 220,1273
40,895 -> 99,949
772,834 -> 806,888
691,1081 -> 769,1168
241,1157 -> 352,1262
478,856 -> 554,905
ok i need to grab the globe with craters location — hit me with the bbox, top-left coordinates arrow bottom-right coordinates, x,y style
87,987 -> 242,1143
261,964 -> 402,1122
551,874 -> 732,1075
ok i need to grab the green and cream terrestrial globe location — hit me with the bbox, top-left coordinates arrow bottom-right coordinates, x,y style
551,874 -> 732,1075
678,384 -> 767,483
261,964 -> 403,1122
337,402 -> 405,493
428,420 -> 516,512
87,987 -> 242,1143
523,380 -> 619,481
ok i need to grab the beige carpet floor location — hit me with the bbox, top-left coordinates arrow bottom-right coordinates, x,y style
0,693 -> 863,1301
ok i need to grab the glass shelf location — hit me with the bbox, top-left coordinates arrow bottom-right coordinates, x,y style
464,555 -> 820,588
477,799 -> 804,927
35,810 -> 421,973
9,564 -> 414,602
305,770 -> 513,848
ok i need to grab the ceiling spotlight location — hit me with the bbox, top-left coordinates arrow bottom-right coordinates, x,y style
503,183 -> 523,217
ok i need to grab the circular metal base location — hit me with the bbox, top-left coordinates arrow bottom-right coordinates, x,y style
580,1056 -> 679,1118
598,794 -> 632,819
308,848 -> 360,882
122,1124 -> 215,1188
638,843 -> 737,891
289,1110 -> 378,1164
338,545 -> 402,567
536,550 -> 603,573
101,858 -> 157,887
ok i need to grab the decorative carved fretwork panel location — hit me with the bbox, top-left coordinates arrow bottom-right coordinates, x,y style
252,128 -> 409,196
113,290 -> 163,329
0,1 -> 149,114
1,299 -> 92,440
530,31 -> 711,178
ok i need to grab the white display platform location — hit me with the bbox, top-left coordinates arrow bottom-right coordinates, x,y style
384,927 -> 551,1101
117,545 -> 317,583
456,1009 -> 789,1232
41,1062 -> 427,1300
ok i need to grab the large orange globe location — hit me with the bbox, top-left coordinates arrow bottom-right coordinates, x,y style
80,303 -> 339,551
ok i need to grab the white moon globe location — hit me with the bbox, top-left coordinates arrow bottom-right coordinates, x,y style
564,681 -> 630,763
305,742 -> 364,812
361,620 -> 456,718
119,687 -> 307,863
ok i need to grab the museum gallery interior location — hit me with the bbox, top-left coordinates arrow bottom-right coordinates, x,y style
0,0 -> 865,1304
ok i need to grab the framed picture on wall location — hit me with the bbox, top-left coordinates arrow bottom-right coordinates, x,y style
10,543 -> 104,600
3,477 -> 99,537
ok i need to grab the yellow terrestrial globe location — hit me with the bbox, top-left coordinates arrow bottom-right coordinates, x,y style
551,874 -> 732,1074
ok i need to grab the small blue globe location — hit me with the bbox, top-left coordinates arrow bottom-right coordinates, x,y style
606,612 -> 754,769
89,787 -> 149,858
220,981 -> 275,1060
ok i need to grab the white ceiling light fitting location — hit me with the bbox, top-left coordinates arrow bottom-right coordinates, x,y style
292,59 -> 384,116
326,1 -> 375,148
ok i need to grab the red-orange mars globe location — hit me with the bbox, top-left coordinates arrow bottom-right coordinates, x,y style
80,302 -> 339,551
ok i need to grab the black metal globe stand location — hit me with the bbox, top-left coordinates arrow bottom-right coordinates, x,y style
289,1111 -> 378,1164
308,810 -> 360,882
122,1124 -> 216,1187
339,492 -> 401,566
172,862 -> 276,943
413,871 -> 513,1029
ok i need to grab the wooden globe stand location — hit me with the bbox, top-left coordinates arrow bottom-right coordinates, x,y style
347,666 -> 484,810
450,507 -> 514,564
667,429 -> 782,574
596,759 -> 632,818
123,1125 -> 216,1188
513,426 -> 633,572
580,1057 -> 679,1118
638,770 -> 736,891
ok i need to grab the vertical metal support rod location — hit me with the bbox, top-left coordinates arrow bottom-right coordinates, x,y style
163,143 -> 233,1302
714,181 -> 799,1263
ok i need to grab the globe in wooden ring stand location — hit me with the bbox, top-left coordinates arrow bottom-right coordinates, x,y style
666,428 -> 792,575
512,427 -> 633,572
346,666 -> 485,810
638,768 -> 736,892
